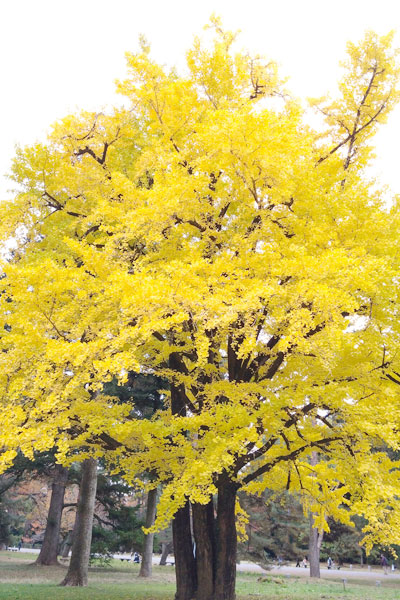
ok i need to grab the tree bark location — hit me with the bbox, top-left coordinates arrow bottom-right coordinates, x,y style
192,499 -> 216,600
60,529 -> 74,558
214,475 -> 238,600
172,502 -> 197,600
60,458 -> 98,586
308,451 -> 322,578
35,464 -> 68,566
169,370 -> 197,599
139,487 -> 158,577
309,514 -> 323,578
159,541 -> 174,565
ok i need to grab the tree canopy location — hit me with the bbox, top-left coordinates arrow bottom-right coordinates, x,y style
1,19 -> 400,560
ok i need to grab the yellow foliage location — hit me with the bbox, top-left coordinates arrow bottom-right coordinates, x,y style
0,22 -> 400,547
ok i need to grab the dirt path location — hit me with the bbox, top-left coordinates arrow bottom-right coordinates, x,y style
237,560 -> 400,580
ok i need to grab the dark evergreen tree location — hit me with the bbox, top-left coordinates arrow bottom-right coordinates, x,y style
91,469 -> 144,555
103,372 -> 165,576
238,490 -> 309,566
103,372 -> 165,417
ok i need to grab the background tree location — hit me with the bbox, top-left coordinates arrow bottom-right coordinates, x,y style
0,453 -> 39,548
238,490 -> 308,566
61,458 -> 98,587
321,517 -> 365,566
35,464 -> 69,565
0,451 -> 73,554
139,486 -> 158,577
308,451 -> 323,578
91,466 -> 144,557
104,372 -> 164,576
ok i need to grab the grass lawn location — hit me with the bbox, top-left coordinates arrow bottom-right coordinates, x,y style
0,552 -> 398,599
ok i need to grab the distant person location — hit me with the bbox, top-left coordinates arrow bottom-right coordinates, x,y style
133,552 -> 140,564
327,556 -> 332,569
302,556 -> 308,568
17,540 -> 22,551
381,554 -> 389,575
295,558 -> 301,567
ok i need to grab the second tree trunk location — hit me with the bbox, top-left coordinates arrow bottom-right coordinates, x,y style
60,458 -> 98,586
35,464 -> 68,566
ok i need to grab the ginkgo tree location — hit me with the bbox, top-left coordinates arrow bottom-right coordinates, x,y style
1,19 -> 400,600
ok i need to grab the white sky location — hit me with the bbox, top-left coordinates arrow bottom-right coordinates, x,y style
1,0 -> 400,198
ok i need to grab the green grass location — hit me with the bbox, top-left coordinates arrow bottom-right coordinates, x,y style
0,552 -> 398,599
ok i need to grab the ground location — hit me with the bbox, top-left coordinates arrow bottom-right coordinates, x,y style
0,552 -> 398,599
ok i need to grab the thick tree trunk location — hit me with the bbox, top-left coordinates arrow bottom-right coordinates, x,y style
214,476 -> 238,600
169,369 -> 197,599
60,458 -> 98,587
35,464 -> 68,566
172,502 -> 197,600
139,487 -> 158,577
192,499 -> 216,600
